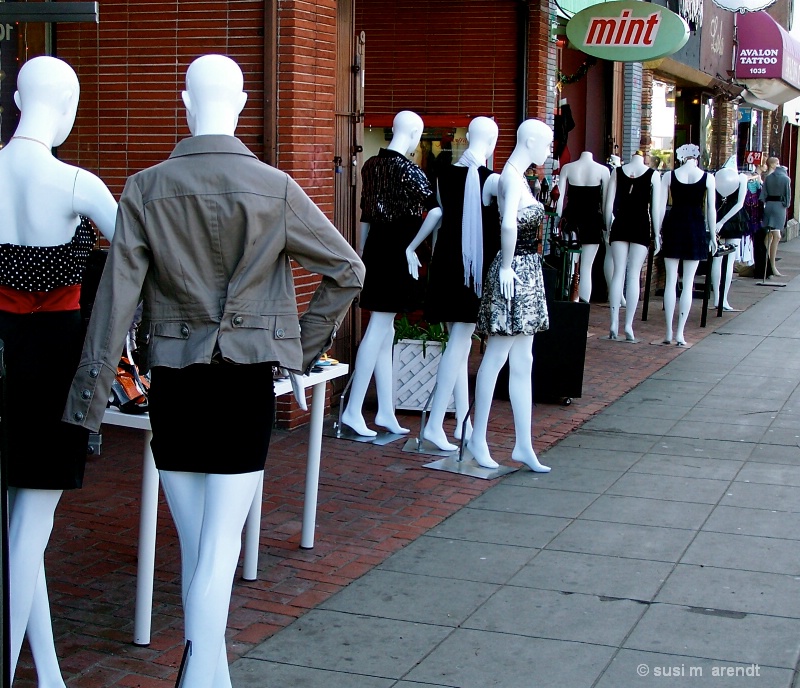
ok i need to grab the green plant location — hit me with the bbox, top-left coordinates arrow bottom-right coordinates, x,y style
393,316 -> 448,357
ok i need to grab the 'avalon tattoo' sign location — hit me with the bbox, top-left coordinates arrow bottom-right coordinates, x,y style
566,1 -> 690,62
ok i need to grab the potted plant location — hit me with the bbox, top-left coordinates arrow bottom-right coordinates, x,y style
392,316 -> 452,411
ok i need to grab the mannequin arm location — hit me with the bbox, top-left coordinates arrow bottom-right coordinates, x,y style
358,221 -> 370,256
72,169 -> 118,240
498,175 -> 523,299
554,169 -> 567,217
599,167 -> 611,233
715,175 -> 748,231
650,173 -> 663,254
603,168 -> 617,230
705,174 -> 718,252
655,171 -> 671,255
405,207 -> 442,280
482,173 -> 500,206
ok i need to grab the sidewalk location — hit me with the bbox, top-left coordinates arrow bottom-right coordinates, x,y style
230,245 -> 800,687
18,244 -> 800,687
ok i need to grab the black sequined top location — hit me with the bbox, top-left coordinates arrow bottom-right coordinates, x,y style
0,217 -> 95,292
360,148 -> 437,223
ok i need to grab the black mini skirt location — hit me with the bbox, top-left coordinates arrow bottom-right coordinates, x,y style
148,361 -> 276,474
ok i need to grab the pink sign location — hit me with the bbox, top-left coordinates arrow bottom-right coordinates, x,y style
735,11 -> 800,88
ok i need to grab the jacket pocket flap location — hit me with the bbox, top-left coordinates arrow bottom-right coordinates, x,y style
272,316 -> 301,340
153,322 -> 190,339
231,314 -> 271,329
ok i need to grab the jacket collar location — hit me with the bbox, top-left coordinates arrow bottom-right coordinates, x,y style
169,135 -> 258,159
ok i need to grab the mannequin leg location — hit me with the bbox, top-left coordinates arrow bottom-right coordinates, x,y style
604,237 -> 625,307
623,244 -> 648,341
675,259 -> 700,346
160,470 -> 262,688
767,229 -> 783,276
422,323 -> 475,451
8,488 -> 63,681
372,323 -> 409,434
467,336 -> 515,469
28,565 -> 67,688
341,312 -> 396,436
451,323 -> 473,442
710,254 -> 723,308
663,258 -> 680,344
608,242 -> 628,339
507,336 -> 550,472
578,243 -> 600,303
712,238 -> 740,309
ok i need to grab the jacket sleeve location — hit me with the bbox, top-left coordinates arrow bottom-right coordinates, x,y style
284,176 -> 365,373
62,176 -> 152,431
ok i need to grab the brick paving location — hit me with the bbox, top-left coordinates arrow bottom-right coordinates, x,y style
14,264 -> 784,687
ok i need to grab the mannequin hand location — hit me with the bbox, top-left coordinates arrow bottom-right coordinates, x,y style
709,237 -> 718,255
499,266 -> 521,300
654,239 -> 662,256
406,248 -> 422,280
282,369 -> 308,411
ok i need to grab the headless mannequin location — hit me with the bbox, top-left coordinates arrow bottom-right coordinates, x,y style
555,152 -> 610,302
406,116 -> 499,451
711,168 -> 747,310
659,157 -> 716,346
605,153 -> 662,341
157,55 -> 260,688
604,155 -> 625,308
341,111 -> 440,437
467,119 -> 552,472
0,56 -> 117,686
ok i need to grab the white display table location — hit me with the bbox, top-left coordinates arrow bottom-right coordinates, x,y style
101,363 -> 348,646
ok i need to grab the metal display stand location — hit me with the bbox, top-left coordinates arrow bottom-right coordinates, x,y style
323,375 -> 407,446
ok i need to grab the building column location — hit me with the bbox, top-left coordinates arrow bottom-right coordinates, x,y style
639,68 -> 654,159
623,61 -> 643,161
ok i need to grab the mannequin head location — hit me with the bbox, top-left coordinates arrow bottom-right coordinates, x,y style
389,110 -> 424,157
676,143 -> 701,167
465,116 -> 498,161
182,55 -> 247,137
515,119 -> 553,166
608,155 -> 621,168
766,156 -> 780,173
715,167 -> 742,196
14,56 -> 80,147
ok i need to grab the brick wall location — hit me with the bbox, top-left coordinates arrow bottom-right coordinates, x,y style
623,62 -> 643,161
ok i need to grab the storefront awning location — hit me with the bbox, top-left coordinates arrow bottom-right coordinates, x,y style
735,11 -> 800,106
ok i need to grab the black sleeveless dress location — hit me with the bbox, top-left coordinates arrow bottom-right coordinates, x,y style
562,184 -> 605,245
424,165 -> 500,324
661,173 -> 709,261
716,190 -> 747,239
609,167 -> 655,247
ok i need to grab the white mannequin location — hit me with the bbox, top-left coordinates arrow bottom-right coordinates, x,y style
604,154 -> 624,307
0,56 -> 117,686
467,119 -> 552,472
341,111 -> 440,437
711,168 -> 747,310
604,153 -> 662,341
156,55 -> 259,688
405,116 -> 499,451
555,152 -> 610,302
659,155 -> 716,346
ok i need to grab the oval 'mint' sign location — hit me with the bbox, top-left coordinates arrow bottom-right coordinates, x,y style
566,1 -> 690,62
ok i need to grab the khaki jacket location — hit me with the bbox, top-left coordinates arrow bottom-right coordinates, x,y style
64,135 -> 364,431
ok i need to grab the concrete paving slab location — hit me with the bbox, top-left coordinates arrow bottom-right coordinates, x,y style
403,629 -> 614,688
462,586 -> 645,646
720,481 -> 800,512
466,484 -> 599,518
244,610 -> 452,678
558,430 -> 660,453
680,531 -> 800,576
596,649 -> 794,687
656,564 -> 800,617
625,603 -> 800,668
427,506 -> 570,548
606,472 -> 731,504
735,462 -> 800,486
748,442 -> 800,465
620,388 -> 709,407
630,454 -> 744,480
537,445 -> 644,472
648,369 -> 729,384
751,428 -> 800,447
503,463 -> 622,493
581,413 -> 679,436
668,419 -> 766,443
377,535 -> 536,584
600,399 -> 690,420
580,494 -> 714,530
507,550 -> 672,603
318,569 -> 498,627
686,406 -> 779,427
695,393 -> 788,412
547,520 -> 696,562
230,659 -> 394,688
703,505 -> 800,540
647,436 -> 755,460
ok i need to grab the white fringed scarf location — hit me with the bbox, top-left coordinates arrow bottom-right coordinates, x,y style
459,149 -> 484,297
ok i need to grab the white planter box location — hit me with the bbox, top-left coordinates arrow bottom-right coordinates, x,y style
392,338 -> 454,412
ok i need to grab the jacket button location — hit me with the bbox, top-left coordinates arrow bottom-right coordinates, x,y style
74,411 -> 84,421
233,316 -> 243,326
275,328 -> 285,339
181,325 -> 189,337
81,389 -> 91,400
89,368 -> 99,378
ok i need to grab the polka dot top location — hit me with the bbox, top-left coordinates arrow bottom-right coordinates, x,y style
0,217 -> 95,292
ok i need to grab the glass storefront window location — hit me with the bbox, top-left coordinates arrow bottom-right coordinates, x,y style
651,80 -> 675,170
700,95 -> 713,169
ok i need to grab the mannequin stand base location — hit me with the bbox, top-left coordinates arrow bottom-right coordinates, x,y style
402,436 -> 460,457
606,335 -> 640,344
650,339 -> 675,346
324,421 -> 406,446
756,281 -> 787,287
424,452 -> 518,480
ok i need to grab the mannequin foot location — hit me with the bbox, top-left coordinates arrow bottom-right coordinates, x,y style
421,425 -> 458,452
676,339 -> 689,348
511,448 -> 551,473
624,328 -> 638,343
340,409 -> 377,437
772,269 -> 784,277
374,412 -> 410,435
466,438 -> 499,469
608,329 -> 619,341
454,416 -> 473,442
